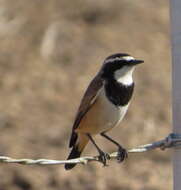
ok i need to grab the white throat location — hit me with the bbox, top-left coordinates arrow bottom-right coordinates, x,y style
114,66 -> 134,85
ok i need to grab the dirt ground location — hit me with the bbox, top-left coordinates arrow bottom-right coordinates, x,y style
0,1 -> 172,190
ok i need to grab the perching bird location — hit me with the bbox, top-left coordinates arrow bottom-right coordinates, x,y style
65,53 -> 143,170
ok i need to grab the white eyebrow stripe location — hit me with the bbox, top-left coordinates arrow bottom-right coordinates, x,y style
122,56 -> 135,61
104,56 -> 135,63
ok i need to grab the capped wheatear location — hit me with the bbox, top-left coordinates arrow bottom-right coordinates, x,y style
65,53 -> 143,170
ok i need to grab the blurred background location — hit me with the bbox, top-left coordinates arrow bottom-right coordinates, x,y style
0,0 -> 171,190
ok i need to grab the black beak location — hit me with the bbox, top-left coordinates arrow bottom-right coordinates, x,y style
131,59 -> 144,65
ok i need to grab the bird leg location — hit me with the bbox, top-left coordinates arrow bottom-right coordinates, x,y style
101,132 -> 128,162
86,134 -> 110,166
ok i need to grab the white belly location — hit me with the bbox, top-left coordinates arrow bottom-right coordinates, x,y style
77,88 -> 129,134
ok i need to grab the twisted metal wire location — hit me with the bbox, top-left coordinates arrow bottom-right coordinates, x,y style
0,133 -> 180,166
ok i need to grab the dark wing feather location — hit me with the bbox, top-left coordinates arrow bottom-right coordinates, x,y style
69,74 -> 103,147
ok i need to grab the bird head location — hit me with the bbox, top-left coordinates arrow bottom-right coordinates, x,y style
101,53 -> 143,84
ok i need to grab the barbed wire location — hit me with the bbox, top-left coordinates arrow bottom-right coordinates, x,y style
0,133 -> 181,166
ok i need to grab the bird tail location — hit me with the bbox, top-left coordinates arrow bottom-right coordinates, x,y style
65,134 -> 89,170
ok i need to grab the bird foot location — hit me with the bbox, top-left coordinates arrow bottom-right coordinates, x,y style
98,151 -> 110,166
117,147 -> 128,163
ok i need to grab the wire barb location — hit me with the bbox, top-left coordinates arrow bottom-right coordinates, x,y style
0,133 -> 180,166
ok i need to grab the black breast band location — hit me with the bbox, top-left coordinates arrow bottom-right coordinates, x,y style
105,79 -> 134,106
